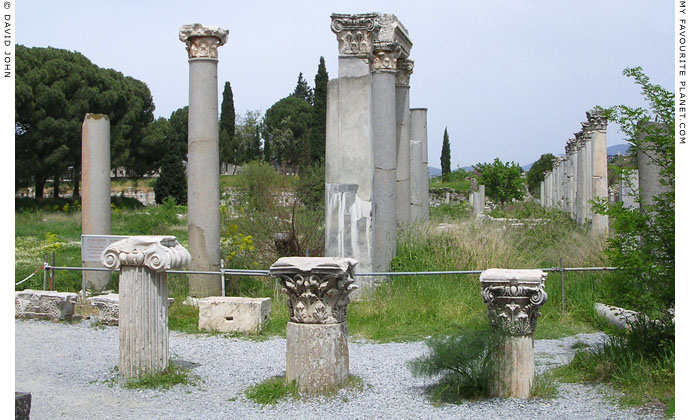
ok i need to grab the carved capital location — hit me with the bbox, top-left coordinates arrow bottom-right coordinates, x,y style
396,58 -> 414,86
331,13 -> 380,57
269,257 -> 358,324
101,236 -> 191,272
179,23 -> 228,60
372,41 -> 400,71
480,269 -> 548,335
586,109 -> 607,131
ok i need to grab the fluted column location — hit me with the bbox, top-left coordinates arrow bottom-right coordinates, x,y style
82,113 -> 111,291
270,257 -> 358,395
480,269 -> 547,399
588,110 -> 609,234
102,236 -> 191,379
179,24 -> 228,297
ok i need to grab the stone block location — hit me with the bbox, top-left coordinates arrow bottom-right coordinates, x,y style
15,290 -> 78,321
15,392 -> 31,420
87,293 -> 120,325
286,321 -> 349,395
198,297 -> 271,333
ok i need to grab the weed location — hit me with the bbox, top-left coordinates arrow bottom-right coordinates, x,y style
530,372 -> 559,400
245,376 -> 299,405
121,362 -> 201,391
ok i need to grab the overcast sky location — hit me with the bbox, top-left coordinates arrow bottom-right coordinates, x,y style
16,0 -> 672,169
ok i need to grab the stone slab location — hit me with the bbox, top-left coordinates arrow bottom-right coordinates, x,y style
198,297 -> 271,333
15,290 -> 78,321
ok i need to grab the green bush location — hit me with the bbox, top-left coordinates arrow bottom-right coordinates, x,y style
295,163 -> 325,211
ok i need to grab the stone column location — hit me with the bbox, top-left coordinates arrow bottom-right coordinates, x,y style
539,181 -> 544,207
326,14 -> 379,294
82,114 -> 112,292
179,24 -> 228,297
582,123 -> 593,222
410,108 -> 429,222
480,269 -> 548,399
566,140 -> 577,218
575,133 -> 585,226
621,169 -> 639,209
395,58 -> 414,228
269,257 -> 358,395
588,110 -> 609,234
544,172 -> 551,208
637,123 -> 670,211
102,236 -> 190,379
478,184 -> 485,213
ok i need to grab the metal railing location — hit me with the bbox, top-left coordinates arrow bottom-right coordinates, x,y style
22,257 -> 619,311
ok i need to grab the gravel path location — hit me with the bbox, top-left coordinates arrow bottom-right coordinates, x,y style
15,319 -> 665,420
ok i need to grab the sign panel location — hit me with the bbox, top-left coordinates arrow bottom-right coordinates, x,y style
81,235 -> 129,263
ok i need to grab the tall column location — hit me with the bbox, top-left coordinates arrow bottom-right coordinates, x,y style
395,59 -> 414,228
637,122 -> 670,211
270,257 -> 358,395
575,133 -> 585,226
82,114 -> 111,292
582,122 -> 593,222
566,140 -> 577,218
588,110 -> 609,234
480,269 -> 547,399
540,181 -> 545,206
326,14 -> 379,295
478,184 -> 485,213
544,172 -> 552,208
410,108 -> 429,222
179,24 -> 228,297
102,236 -> 191,379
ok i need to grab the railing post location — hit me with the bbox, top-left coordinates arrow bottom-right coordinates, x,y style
220,259 -> 225,297
50,252 -> 55,291
42,255 -> 47,291
560,257 -> 565,312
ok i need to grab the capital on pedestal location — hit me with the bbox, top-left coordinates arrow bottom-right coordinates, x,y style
101,236 -> 191,272
395,58 -> 414,86
586,109 -> 607,131
331,13 -> 380,57
480,269 -> 548,335
269,257 -> 358,324
179,23 -> 229,60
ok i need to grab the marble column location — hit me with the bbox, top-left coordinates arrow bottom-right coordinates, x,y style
637,122 -> 670,211
582,123 -> 593,222
588,110 -> 609,234
480,269 -> 547,399
179,24 -> 228,297
575,133 -> 585,226
102,236 -> 190,379
326,13 -> 379,295
539,181 -> 544,207
395,59 -> 414,228
410,108 -> 429,222
269,257 -> 358,395
478,184 -> 485,213
82,113 -> 112,292
566,140 -> 577,218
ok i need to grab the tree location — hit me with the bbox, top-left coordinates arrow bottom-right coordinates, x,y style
441,127 -> 451,181
219,82 -> 236,171
526,153 -> 557,197
594,67 -> 674,314
309,57 -> 329,164
235,110 -> 263,162
474,158 -> 525,209
291,72 -> 313,105
262,96 -> 312,169
15,45 -> 155,197
153,108 -> 188,205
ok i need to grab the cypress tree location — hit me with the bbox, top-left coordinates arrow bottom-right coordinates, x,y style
309,57 -> 329,164
292,72 -> 313,105
441,127 -> 452,181
219,81 -> 236,170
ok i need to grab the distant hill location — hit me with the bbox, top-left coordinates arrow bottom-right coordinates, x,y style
428,166 -> 442,178
519,143 -> 630,172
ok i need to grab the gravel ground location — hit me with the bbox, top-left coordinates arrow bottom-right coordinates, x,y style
15,319 -> 665,420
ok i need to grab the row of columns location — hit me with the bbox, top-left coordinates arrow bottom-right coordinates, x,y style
540,109 -> 608,235
325,13 -> 429,295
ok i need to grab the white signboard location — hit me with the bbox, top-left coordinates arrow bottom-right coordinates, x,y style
81,235 -> 129,263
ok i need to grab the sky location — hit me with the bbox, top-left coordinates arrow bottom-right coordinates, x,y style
12,0 -> 672,169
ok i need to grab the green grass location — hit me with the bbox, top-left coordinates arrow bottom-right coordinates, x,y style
245,374 -> 365,404
120,362 -> 201,390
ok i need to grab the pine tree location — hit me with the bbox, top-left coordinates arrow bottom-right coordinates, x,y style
309,57 -> 329,164
292,72 -> 313,105
219,81 -> 236,171
441,127 -> 452,181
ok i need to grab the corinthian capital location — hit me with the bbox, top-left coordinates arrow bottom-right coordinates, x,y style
480,269 -> 548,335
586,109 -> 607,131
269,257 -> 358,324
179,23 -> 229,60
101,236 -> 191,272
396,58 -> 414,86
331,13 -> 380,57
372,41 -> 400,71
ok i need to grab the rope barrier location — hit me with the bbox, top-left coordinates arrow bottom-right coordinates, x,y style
15,262 -> 47,287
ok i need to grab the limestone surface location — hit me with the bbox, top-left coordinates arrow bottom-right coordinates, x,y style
198,297 -> 271,333
15,290 -> 78,320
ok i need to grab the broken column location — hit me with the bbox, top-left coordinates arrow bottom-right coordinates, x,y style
179,24 -> 228,297
82,114 -> 112,292
588,110 -> 609,234
410,108 -> 429,222
269,257 -> 358,395
326,13 -> 378,293
480,268 -> 548,399
102,236 -> 190,379
395,58 -> 414,227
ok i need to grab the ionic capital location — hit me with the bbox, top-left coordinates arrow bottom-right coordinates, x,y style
586,109 -> 607,131
102,236 -> 191,272
396,58 -> 414,86
331,13 -> 380,58
179,23 -> 229,60
480,269 -> 548,336
269,257 -> 358,324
